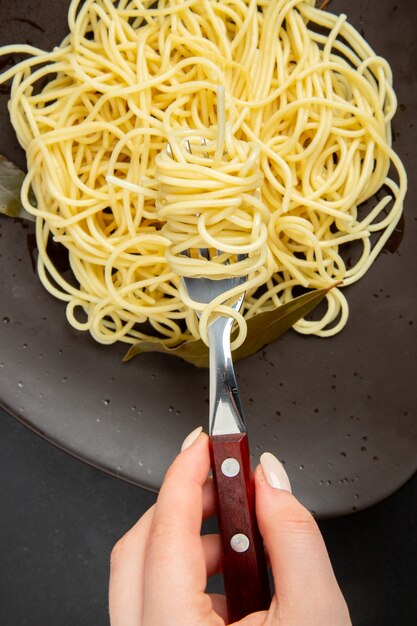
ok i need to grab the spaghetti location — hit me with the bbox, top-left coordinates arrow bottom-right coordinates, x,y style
0,0 -> 407,349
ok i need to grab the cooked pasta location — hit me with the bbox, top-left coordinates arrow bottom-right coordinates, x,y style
0,0 -> 407,349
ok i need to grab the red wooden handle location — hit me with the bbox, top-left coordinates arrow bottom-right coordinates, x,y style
209,433 -> 271,622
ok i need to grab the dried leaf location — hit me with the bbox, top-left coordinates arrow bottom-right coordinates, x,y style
0,155 -> 35,222
124,285 -> 335,367
124,336 -> 210,368
232,286 -> 334,362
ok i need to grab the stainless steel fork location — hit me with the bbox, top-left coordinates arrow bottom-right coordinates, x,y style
183,265 -> 271,622
166,136 -> 271,618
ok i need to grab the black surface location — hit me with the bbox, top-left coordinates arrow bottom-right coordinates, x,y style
1,407 -> 417,626
0,0 -> 417,520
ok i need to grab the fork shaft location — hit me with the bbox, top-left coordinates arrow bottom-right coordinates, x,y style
208,317 -> 245,436
209,433 -> 271,621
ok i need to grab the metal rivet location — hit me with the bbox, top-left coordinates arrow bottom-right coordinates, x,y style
230,533 -> 250,553
221,457 -> 240,477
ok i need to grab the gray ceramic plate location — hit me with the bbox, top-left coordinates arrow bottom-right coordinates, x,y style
0,0 -> 416,518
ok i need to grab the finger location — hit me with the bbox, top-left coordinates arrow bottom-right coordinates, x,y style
109,452 -> 215,626
142,432 -> 215,622
208,594 -> 269,625
209,593 -> 228,622
205,543 -> 268,626
109,506 -> 154,626
255,455 -> 351,623
202,476 -> 216,517
202,533 -> 222,576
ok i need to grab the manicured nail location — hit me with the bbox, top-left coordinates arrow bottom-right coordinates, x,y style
181,426 -> 203,451
260,452 -> 292,492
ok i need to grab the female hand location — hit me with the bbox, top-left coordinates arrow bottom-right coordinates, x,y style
109,428 -> 351,626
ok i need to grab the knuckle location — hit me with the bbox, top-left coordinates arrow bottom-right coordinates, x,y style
148,519 -> 177,549
109,506 -> 155,568
163,462 -> 186,487
110,534 -> 130,567
145,519 -> 179,567
278,496 -> 319,536
150,518 -> 171,540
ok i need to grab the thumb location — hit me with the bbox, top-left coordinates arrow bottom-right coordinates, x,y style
255,453 -> 351,625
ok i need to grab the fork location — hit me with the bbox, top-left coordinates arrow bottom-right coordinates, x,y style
182,257 -> 271,621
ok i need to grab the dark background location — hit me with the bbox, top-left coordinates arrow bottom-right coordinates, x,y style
1,407 -> 416,626
1,0 -> 417,624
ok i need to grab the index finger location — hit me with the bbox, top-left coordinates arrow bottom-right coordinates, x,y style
141,432 -> 214,622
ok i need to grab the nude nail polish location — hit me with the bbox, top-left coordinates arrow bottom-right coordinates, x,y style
260,452 -> 292,492
181,426 -> 203,451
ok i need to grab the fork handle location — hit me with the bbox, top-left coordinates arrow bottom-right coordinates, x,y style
209,433 -> 271,621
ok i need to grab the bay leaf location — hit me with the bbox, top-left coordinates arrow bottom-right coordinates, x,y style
123,336 -> 210,368
123,285 -> 335,367
0,154 -> 36,222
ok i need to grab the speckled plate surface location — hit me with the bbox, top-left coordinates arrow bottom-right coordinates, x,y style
0,0 -> 416,518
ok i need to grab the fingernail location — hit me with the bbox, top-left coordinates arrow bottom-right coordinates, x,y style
260,452 -> 292,492
181,426 -> 203,451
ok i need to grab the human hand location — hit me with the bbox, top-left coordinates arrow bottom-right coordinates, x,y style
109,428 -> 351,626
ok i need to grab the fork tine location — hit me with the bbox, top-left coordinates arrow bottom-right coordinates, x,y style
167,136 -> 217,159
201,137 -> 209,159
